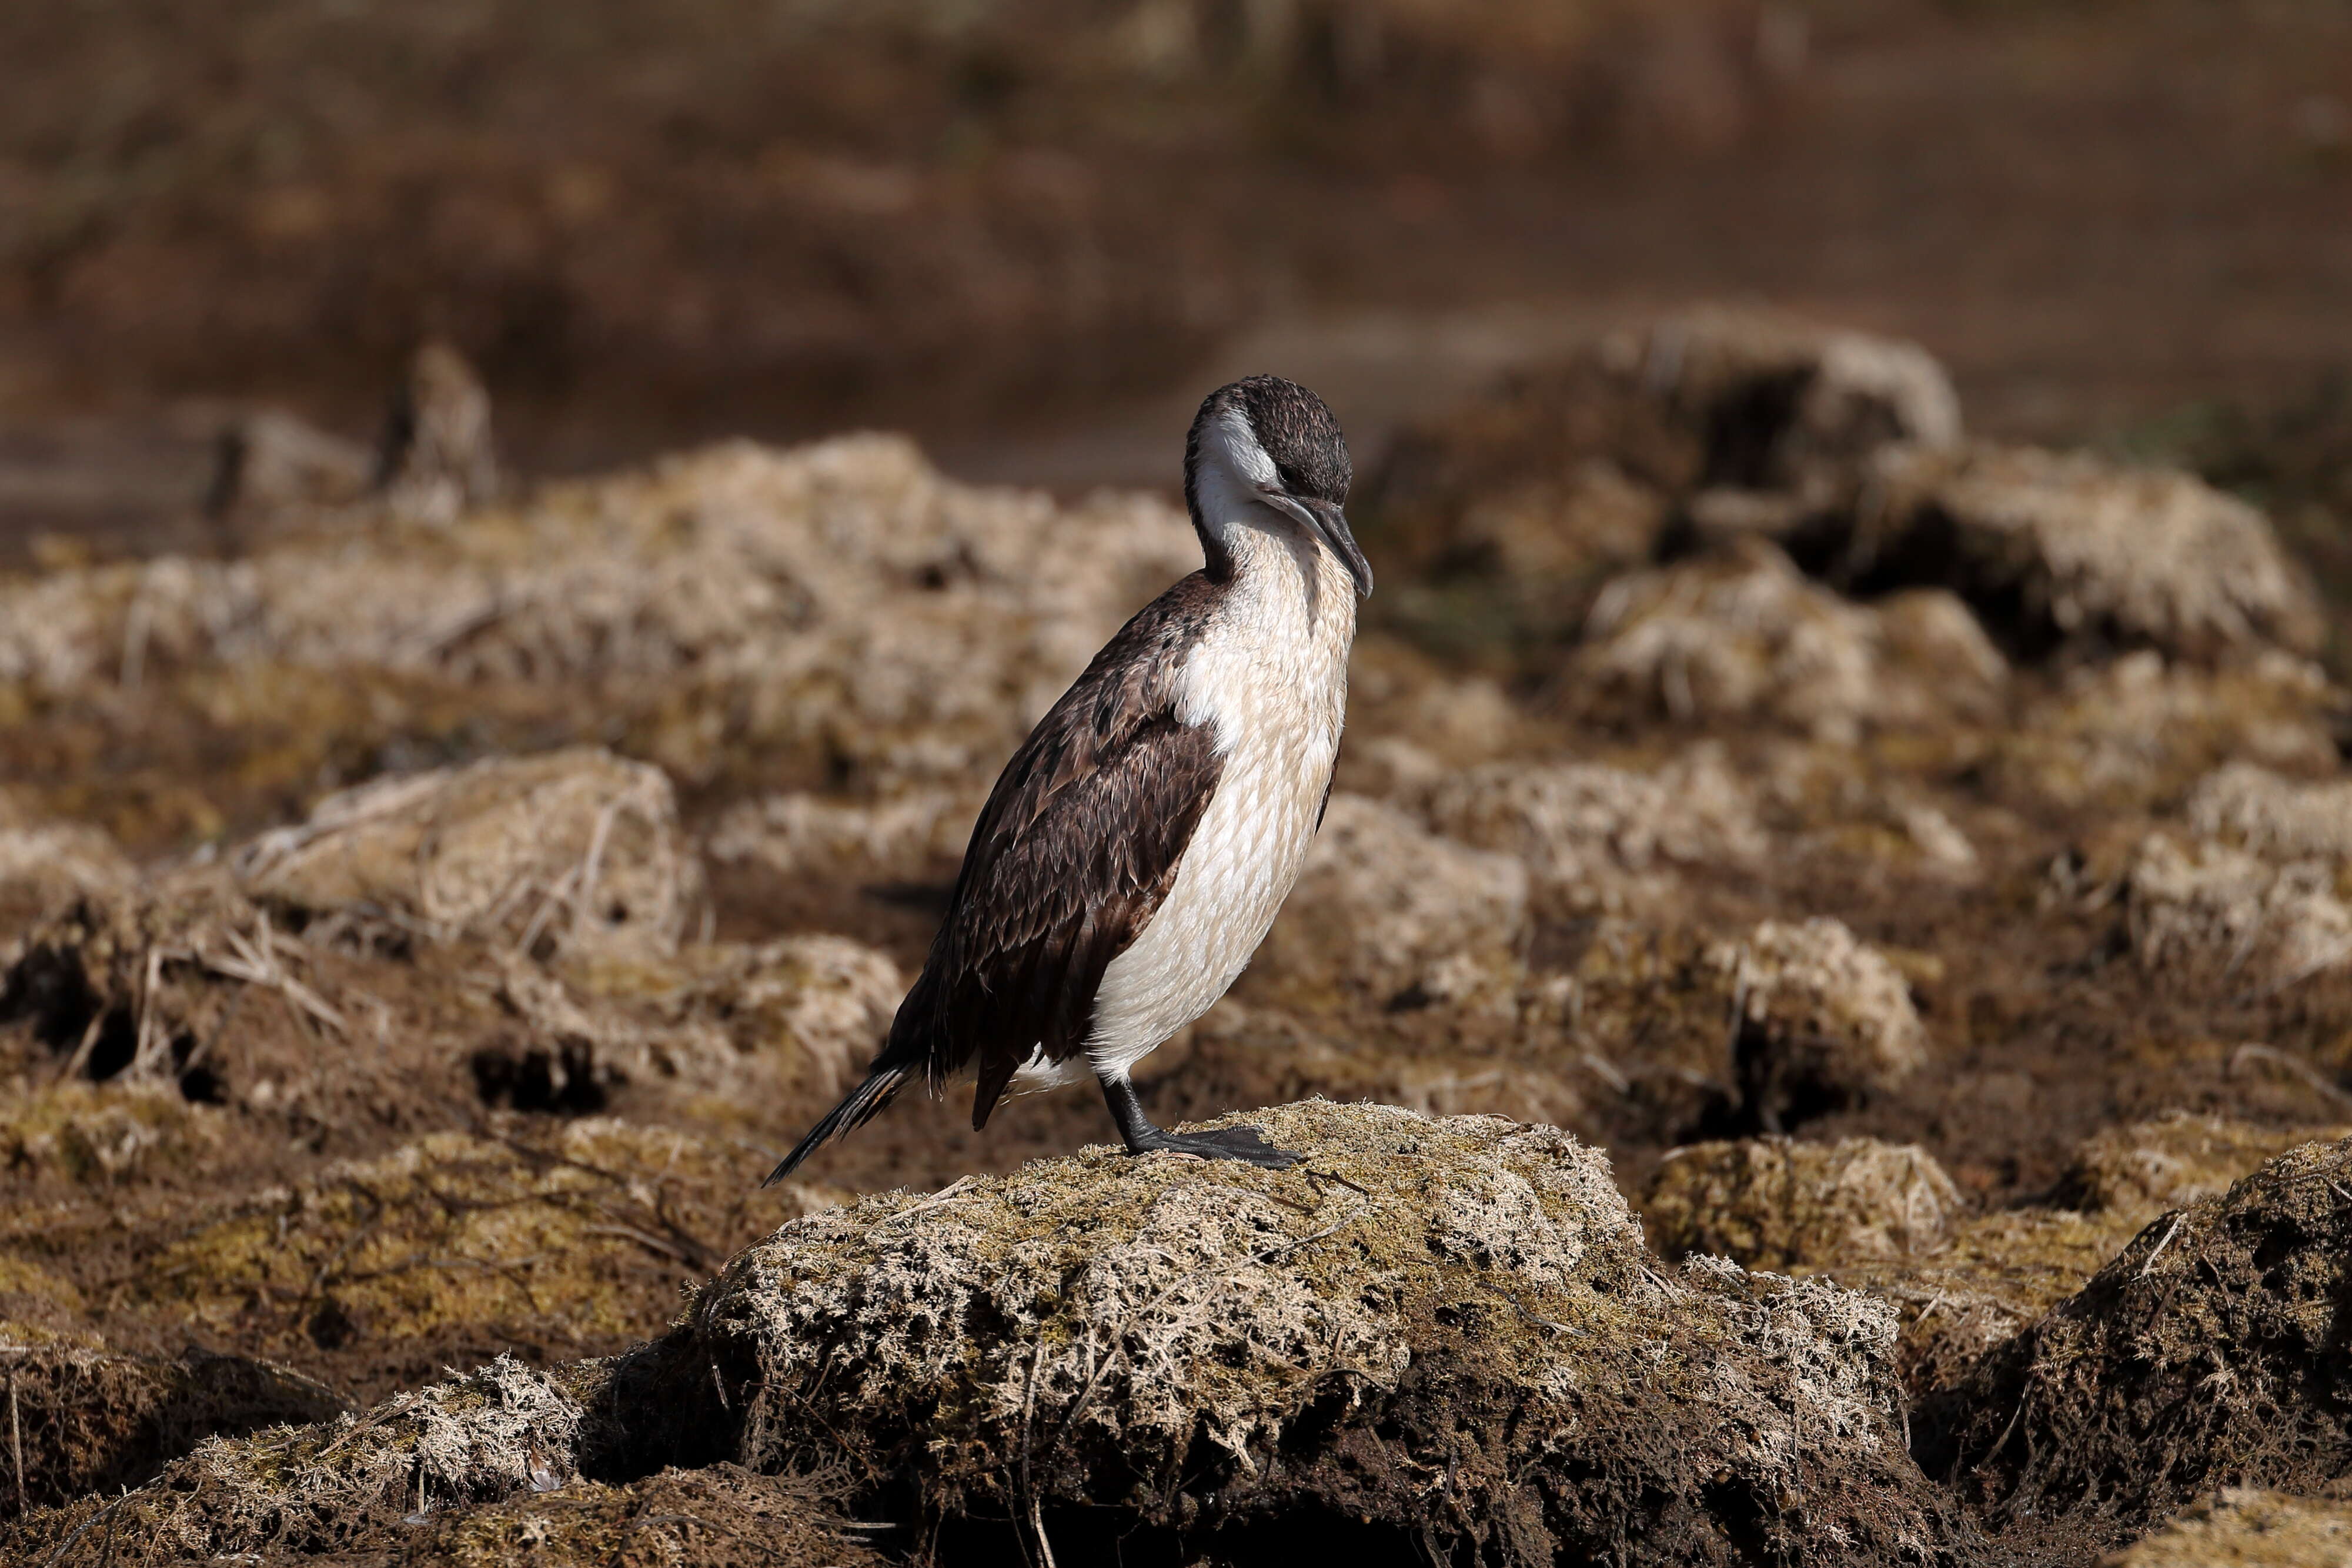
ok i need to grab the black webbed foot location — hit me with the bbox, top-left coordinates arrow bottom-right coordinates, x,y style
1128,1122 -> 1299,1168
1100,1075 -> 1300,1168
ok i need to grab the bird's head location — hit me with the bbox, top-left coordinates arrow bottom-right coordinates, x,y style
1183,375 -> 1371,597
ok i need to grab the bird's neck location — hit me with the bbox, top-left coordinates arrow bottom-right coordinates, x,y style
1185,527 -> 1351,726
1174,517 -> 1356,758
1215,513 -> 1355,639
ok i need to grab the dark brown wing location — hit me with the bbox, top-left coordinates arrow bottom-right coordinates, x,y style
880,574 -> 1227,1129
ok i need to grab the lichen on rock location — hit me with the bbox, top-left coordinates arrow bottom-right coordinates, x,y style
1929,1134 -> 2352,1540
235,746 -> 703,963
2103,1489 -> 2352,1568
618,1100 -> 1981,1566
1848,442 -> 2324,663
1643,1135 -> 1965,1270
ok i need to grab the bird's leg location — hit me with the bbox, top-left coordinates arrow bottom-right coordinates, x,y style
1099,1074 -> 1298,1169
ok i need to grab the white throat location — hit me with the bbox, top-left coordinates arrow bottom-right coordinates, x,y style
1192,407 -> 1347,623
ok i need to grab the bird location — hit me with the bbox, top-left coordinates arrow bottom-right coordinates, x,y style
768,375 -> 1370,1180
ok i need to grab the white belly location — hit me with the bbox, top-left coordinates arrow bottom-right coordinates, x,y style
1079,726 -> 1333,1078
1077,533 -> 1355,1083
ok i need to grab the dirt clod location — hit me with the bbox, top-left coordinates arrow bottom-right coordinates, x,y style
1848,443 -> 2324,664
1930,1134 -> 2352,1543
236,747 -> 703,964
1643,1135 -> 1965,1269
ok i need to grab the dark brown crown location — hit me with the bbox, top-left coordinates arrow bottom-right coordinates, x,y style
1183,375 -> 1351,519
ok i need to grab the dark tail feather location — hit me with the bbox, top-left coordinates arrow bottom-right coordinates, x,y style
764,1065 -> 910,1186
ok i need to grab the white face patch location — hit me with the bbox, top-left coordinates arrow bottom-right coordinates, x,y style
1192,407 -> 1282,553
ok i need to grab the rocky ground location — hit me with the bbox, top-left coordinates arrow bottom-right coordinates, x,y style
4,316 -> 2352,1563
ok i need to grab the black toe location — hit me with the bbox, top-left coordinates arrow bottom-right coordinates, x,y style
1134,1124 -> 1300,1168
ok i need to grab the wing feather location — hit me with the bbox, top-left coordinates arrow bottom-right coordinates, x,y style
878,575 -> 1226,1129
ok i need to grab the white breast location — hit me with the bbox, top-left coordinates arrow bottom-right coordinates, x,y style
1077,531 -> 1357,1082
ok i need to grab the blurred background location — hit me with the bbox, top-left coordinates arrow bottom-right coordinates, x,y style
4,0 -> 2349,554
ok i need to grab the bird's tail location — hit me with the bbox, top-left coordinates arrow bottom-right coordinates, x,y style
763,1065 -> 910,1186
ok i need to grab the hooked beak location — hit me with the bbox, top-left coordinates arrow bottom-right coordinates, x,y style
1258,488 -> 1374,597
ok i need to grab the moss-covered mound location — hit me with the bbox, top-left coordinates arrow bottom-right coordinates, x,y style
340,1464 -> 887,1568
0,436 -> 1202,840
1361,309 -> 1960,665
2103,1489 -> 2352,1568
1740,1115 -> 2352,1405
612,1101 -> 1984,1567
1849,443 -> 2324,665
0,1320 -> 345,1520
2,1355 -> 594,1560
2059,1110 -> 2352,1221
1643,1135 -> 1965,1271
233,746 -> 703,964
106,1120 -> 834,1393
1927,1134 -> 2352,1544
1549,914 -> 1928,1142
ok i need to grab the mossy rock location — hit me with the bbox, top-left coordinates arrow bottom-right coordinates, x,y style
2103,1489 -> 2352,1568
606,1100 -> 1986,1566
1643,1135 -> 1964,1271
1925,1134 -> 2352,1545
2,1355 -> 594,1560
2060,1109 -> 2352,1224
0,1319 -> 345,1519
